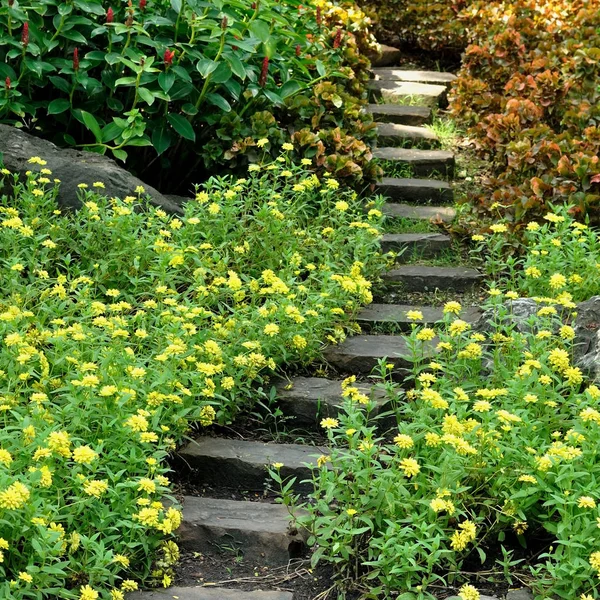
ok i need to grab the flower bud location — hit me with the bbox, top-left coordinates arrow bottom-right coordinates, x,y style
259,56 -> 269,87
140,0 -> 147,11
163,49 -> 175,66
333,28 -> 342,49
5,77 -> 10,90
21,22 -> 29,47
73,47 -> 79,71
106,7 -> 114,23
221,15 -> 227,29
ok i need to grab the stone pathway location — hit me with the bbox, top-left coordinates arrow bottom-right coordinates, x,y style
131,47 -> 523,600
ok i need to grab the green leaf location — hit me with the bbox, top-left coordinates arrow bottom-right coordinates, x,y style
152,127 -> 172,155
167,114 -> 196,141
124,137 -> 153,147
73,0 -> 106,15
158,71 -> 175,93
137,87 -> 155,105
181,103 -> 198,116
80,110 -> 103,142
112,148 -> 128,162
170,0 -> 181,12
115,77 -> 137,87
249,20 -> 270,43
104,52 -> 121,65
196,58 -> 218,78
316,60 -> 326,77
101,122 -> 122,143
61,30 -> 88,44
58,3 -> 73,16
47,98 -> 70,115
226,54 -> 246,80
206,92 -> 231,112
279,80 -> 301,99
263,89 -> 283,106
211,62 -> 231,84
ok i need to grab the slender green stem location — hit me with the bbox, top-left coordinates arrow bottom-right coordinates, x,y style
173,0 -> 186,43
193,31 -> 226,111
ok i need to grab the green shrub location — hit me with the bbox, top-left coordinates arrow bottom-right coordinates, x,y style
0,154 -> 383,598
0,0 -> 380,189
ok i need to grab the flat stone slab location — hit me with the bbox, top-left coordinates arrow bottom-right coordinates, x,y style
382,266 -> 483,292
274,376 -> 387,426
368,81 -> 447,107
506,590 -> 534,600
371,44 -> 402,67
380,233 -> 451,256
356,304 -> 482,330
382,203 -> 456,223
128,588 -> 293,600
178,437 -> 325,492
372,68 -> 456,86
324,335 -> 431,375
179,497 -> 307,565
375,177 -> 453,204
374,147 -> 454,178
376,123 -> 439,147
367,104 -> 432,126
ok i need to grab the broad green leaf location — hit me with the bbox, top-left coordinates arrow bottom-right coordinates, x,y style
73,0 -> 105,15
206,92 -> 231,112
167,113 -> 196,141
80,110 -> 103,142
279,80 -> 301,99
104,52 -> 121,65
158,71 -> 175,93
170,0 -> 181,12
115,77 -> 137,87
61,30 -> 87,44
196,58 -> 218,78
226,53 -> 246,80
124,137 -> 153,147
47,98 -> 70,115
152,126 -> 172,155
181,103 -> 198,116
101,122 -> 122,143
58,3 -> 73,15
210,62 -> 231,84
249,20 -> 270,43
137,87 -> 155,105
112,148 -> 128,162
263,89 -> 283,106
316,59 -> 326,77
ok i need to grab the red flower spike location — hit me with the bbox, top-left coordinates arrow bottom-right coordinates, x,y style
7,0 -> 13,6
251,2 -> 256,9
259,56 -> 269,88
221,15 -> 227,29
333,28 -> 342,49
73,47 -> 79,71
140,0 -> 147,11
163,49 -> 175,66
5,77 -> 10,90
106,7 -> 114,23
295,44 -> 301,57
316,6 -> 321,26
21,22 -> 29,47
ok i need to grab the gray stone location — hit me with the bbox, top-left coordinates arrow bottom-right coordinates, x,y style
374,147 -> 455,177
376,123 -> 439,147
573,296 -> 600,380
324,334 -> 432,375
357,303 -> 481,330
382,266 -> 483,292
474,298 -> 539,335
380,233 -> 451,256
446,596 -> 498,600
128,588 -> 293,600
372,68 -> 457,86
368,81 -> 447,107
273,376 -> 387,426
505,590 -> 534,600
178,437 -> 325,492
367,104 -> 432,126
370,44 -> 402,67
381,202 -> 456,223
179,497 -> 307,565
0,123 -> 182,214
375,177 -> 453,204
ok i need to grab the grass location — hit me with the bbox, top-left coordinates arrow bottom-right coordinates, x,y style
400,245 -> 474,268
382,216 -> 438,234
425,112 -> 461,151
374,93 -> 430,106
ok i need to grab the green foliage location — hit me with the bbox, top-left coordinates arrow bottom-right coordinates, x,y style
0,0 -> 381,189
0,155 -> 383,598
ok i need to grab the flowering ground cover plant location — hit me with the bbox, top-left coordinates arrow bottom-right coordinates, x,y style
0,0 -> 380,190
0,153 -> 383,598
363,0 -> 600,229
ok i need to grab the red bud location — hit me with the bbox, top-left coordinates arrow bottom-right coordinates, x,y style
73,47 -> 79,71
316,6 -> 321,26
333,28 -> 342,49
21,22 -> 29,47
106,7 -> 114,23
5,77 -> 10,90
296,44 -> 301,57
140,0 -> 147,11
259,56 -> 269,87
164,48 -> 175,66
221,15 -> 227,29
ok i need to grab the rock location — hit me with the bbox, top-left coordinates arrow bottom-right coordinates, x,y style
367,104 -> 432,126
371,68 -> 457,86
357,304 -> 481,330
370,44 -> 402,67
0,123 -> 182,214
375,177 -> 453,204
505,589 -> 534,600
381,203 -> 456,223
128,587 -> 293,599
474,299 -> 539,334
380,233 -> 451,256
368,81 -> 448,107
373,147 -> 455,178
382,266 -> 483,292
574,296 -> 600,380
376,123 -> 439,148
179,497 -> 307,565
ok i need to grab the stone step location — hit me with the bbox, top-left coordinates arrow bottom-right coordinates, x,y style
178,437 -> 325,492
375,177 -> 453,204
368,81 -> 447,107
367,104 -> 432,126
374,147 -> 454,178
380,233 -> 451,256
128,588 -> 293,600
372,68 -> 457,87
324,334 -> 431,375
356,304 -> 482,330
274,376 -> 387,427
382,203 -> 456,223
376,122 -> 439,147
382,266 -> 484,292
371,44 -> 402,67
179,496 -> 307,565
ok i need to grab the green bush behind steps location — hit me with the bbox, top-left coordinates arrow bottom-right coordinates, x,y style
0,0 -> 380,192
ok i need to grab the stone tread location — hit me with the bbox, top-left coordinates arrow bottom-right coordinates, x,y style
178,436 -> 325,491
374,147 -> 454,178
380,232 -> 451,256
381,203 -> 456,223
382,265 -> 484,292
372,68 -> 457,86
368,81 -> 447,106
274,376 -> 387,426
367,104 -> 432,126
128,588 -> 293,599
324,334 -> 432,374
371,44 -> 402,68
178,496 -> 307,565
356,304 -> 482,330
376,122 -> 439,144
375,177 -> 453,204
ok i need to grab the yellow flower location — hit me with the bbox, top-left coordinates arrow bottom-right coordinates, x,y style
458,584 -> 480,600
393,434 -> 414,449
79,585 -> 98,600
320,418 -> 339,429
549,273 -> 566,289
406,310 -> 423,321
490,223 -> 507,233
518,475 -> 537,484
346,508 -> 357,516
590,551 -> 600,572
257,138 -> 269,148
72,446 -> 98,464
334,200 -> 349,211
399,457 -> 420,478
282,143 -> 294,151
578,496 -> 596,509
416,327 -> 435,341
263,323 -> 279,336
19,572 -> 33,583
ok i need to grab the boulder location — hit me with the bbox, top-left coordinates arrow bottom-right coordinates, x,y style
0,124 -> 183,214
574,296 -> 600,380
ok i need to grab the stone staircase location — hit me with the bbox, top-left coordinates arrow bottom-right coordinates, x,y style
132,49 -> 490,600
